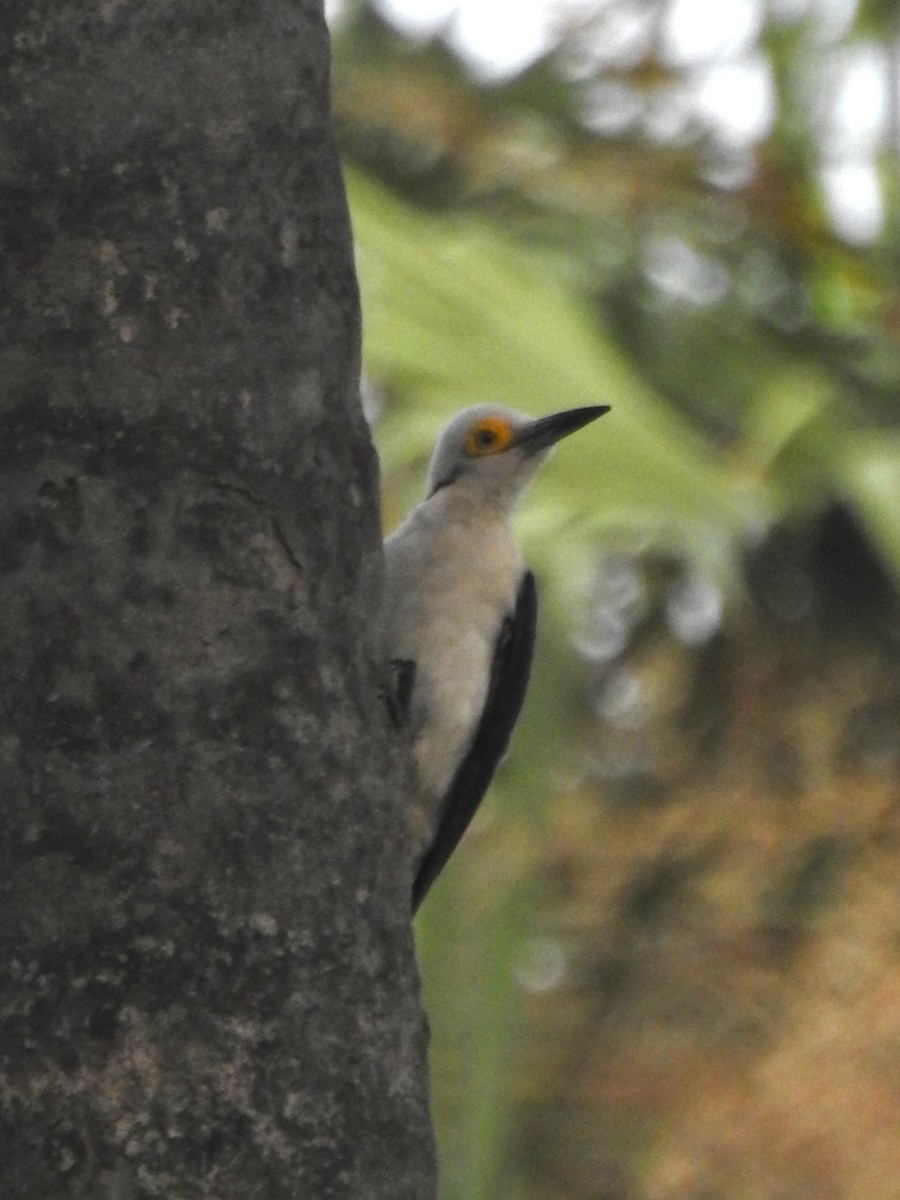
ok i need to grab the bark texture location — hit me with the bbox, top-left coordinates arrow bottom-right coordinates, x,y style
0,2 -> 435,1196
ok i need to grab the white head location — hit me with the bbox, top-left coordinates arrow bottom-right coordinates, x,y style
425,403 -> 609,511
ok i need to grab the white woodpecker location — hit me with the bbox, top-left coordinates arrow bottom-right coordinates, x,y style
383,402 -> 609,912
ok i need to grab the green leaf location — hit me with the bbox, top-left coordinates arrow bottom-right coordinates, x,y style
836,432 -> 900,589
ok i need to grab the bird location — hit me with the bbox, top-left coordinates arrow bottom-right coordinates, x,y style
382,402 -> 609,912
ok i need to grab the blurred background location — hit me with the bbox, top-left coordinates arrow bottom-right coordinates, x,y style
328,1 -> 900,1196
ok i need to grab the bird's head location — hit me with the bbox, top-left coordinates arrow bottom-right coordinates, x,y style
425,403 -> 609,509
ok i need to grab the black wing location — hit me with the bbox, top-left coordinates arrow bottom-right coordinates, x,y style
412,569 -> 538,913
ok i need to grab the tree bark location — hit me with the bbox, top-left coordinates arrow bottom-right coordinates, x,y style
0,2 -> 435,1196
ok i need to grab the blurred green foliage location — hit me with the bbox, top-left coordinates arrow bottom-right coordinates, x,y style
332,3 -> 900,1197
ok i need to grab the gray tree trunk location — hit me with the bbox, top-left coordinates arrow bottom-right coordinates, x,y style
0,2 -> 435,1197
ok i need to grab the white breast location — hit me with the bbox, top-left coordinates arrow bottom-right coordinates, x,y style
384,489 -> 524,846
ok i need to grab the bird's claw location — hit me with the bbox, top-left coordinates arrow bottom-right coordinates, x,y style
386,658 -> 416,727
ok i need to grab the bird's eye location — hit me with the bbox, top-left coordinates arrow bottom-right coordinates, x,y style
463,417 -> 513,458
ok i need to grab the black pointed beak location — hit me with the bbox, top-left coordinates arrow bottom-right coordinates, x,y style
516,405 -> 610,455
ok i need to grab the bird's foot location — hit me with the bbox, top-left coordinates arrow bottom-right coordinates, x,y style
385,658 -> 416,727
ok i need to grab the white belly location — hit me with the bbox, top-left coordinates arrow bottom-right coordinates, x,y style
384,492 -> 524,848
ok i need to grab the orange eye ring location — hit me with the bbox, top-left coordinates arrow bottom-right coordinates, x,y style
463,416 -> 514,458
